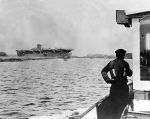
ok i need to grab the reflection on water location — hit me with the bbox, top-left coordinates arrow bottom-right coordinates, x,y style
0,58 -> 131,119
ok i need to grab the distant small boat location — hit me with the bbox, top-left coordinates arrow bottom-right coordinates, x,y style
64,58 -> 68,61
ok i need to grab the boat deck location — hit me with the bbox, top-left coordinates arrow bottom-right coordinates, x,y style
69,82 -> 134,119
69,82 -> 150,119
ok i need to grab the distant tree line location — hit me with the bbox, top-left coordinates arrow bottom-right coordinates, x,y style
83,53 -> 132,59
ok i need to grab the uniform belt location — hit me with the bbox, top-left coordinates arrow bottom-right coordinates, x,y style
114,77 -> 128,83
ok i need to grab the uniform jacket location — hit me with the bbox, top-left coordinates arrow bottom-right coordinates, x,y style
101,58 -> 132,84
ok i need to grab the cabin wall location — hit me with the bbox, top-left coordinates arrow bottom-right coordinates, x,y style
133,19 -> 141,90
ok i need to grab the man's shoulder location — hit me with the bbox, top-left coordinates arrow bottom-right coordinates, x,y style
123,60 -> 129,64
111,59 -> 117,63
113,59 -> 129,65
108,59 -> 116,67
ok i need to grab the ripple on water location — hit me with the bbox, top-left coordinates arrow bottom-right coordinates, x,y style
39,97 -> 53,100
24,103 -> 35,106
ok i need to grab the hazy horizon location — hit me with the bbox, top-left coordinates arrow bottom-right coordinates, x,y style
0,0 -> 150,56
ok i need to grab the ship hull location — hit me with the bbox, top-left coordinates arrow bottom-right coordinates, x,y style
16,50 -> 72,59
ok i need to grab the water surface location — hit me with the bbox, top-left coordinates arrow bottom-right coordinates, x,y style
0,58 -> 132,119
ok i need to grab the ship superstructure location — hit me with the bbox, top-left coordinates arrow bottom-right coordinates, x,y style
16,44 -> 72,58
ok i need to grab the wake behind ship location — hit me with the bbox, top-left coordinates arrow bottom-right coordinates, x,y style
16,44 -> 73,59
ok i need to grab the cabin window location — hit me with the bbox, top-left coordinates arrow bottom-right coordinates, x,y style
140,16 -> 150,81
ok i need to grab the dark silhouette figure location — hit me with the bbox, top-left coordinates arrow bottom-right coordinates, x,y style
101,49 -> 132,119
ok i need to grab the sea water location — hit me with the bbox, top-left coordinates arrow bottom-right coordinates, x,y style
0,58 -> 132,119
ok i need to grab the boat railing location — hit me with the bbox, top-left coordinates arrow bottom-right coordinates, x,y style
69,81 -> 133,119
69,95 -> 109,119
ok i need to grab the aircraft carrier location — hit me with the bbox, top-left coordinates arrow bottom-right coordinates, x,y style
16,44 -> 72,59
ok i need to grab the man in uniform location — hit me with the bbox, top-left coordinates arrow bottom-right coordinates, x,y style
101,49 -> 132,119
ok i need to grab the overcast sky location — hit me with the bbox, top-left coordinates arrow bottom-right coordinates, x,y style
0,0 -> 150,56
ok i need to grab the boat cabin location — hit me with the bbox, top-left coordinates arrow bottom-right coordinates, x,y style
116,10 -> 150,119
69,10 -> 150,119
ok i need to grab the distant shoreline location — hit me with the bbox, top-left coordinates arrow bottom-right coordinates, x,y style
0,56 -> 132,62
0,57 -> 58,62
